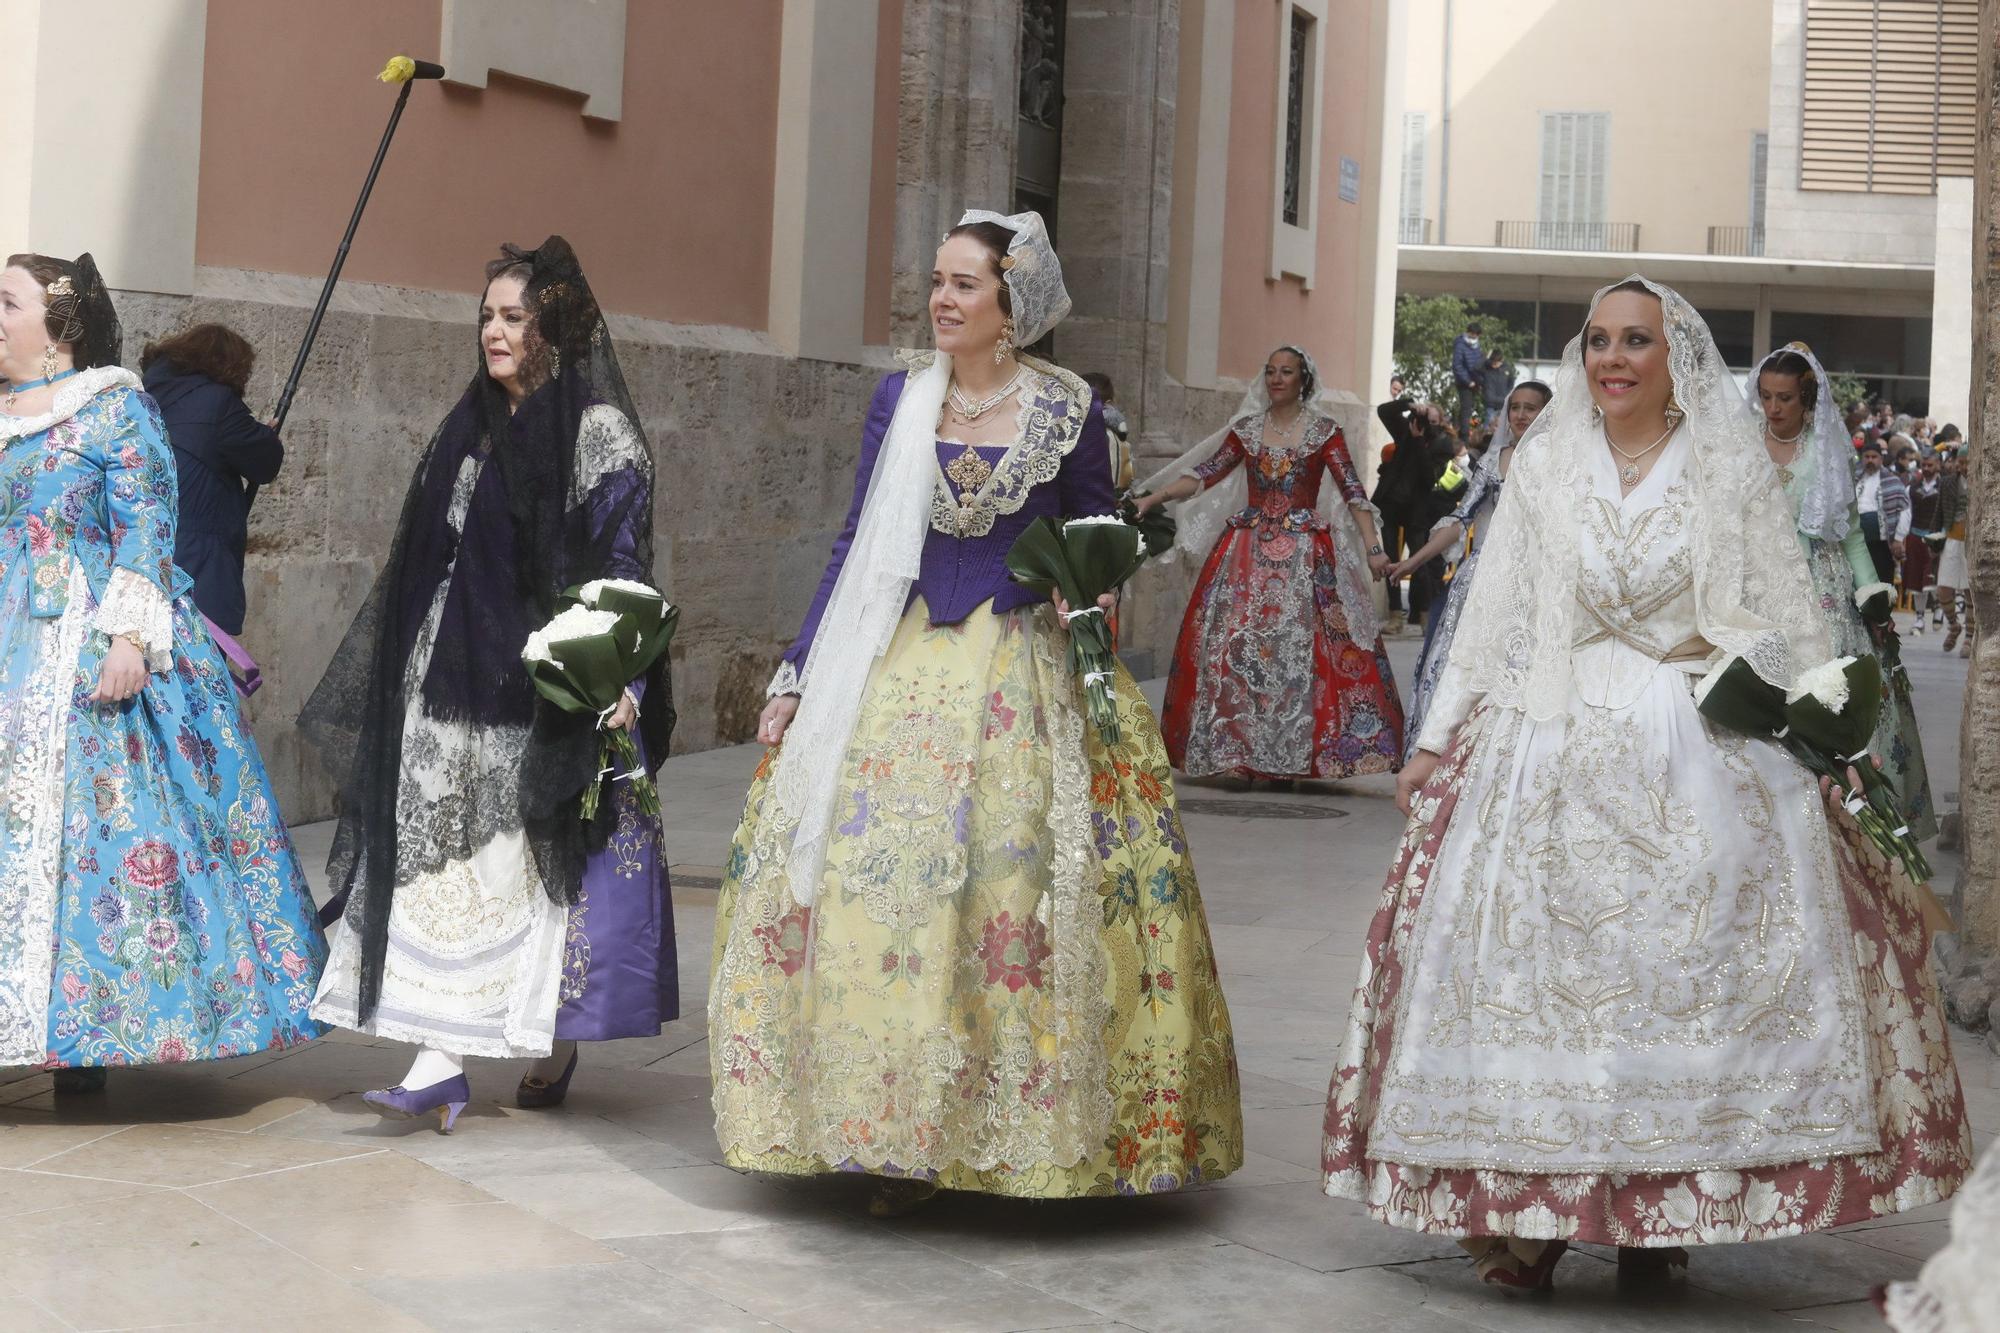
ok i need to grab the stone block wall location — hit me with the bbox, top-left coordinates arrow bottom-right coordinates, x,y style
119,273 -> 890,823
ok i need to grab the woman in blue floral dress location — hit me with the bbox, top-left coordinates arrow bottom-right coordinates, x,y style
0,253 -> 326,1090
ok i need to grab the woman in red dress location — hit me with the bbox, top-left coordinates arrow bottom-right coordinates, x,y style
1139,346 -> 1403,780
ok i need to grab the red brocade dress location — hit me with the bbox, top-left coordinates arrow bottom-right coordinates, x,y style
1161,412 -> 1404,779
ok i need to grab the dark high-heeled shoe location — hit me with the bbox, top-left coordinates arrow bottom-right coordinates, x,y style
52,1067 -> 108,1094
363,1074 -> 471,1133
515,1048 -> 579,1109
868,1178 -> 940,1217
1617,1245 -> 1689,1283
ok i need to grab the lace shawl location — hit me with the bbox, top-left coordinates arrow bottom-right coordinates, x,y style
1442,276 -> 1829,724
764,353 -> 952,904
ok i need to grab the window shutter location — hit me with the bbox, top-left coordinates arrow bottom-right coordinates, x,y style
1400,112 -> 1427,233
1802,0 -> 1978,194
1751,131 -> 1769,228
1538,112 -> 1609,226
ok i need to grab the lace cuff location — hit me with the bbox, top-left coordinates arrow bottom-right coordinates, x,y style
94,568 -> 174,673
766,659 -> 802,699
1416,661 -> 1474,754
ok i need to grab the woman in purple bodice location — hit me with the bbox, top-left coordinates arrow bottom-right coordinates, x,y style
304,238 -> 677,1130
709,210 -> 1243,1214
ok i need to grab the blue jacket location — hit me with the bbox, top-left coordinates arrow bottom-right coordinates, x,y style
1450,334 -> 1485,390
141,360 -> 284,635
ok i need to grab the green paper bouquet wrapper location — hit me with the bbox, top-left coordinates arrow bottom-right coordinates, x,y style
1005,515 -> 1149,743
522,579 -> 679,822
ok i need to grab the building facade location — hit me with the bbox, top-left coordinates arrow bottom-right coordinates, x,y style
4,0 -> 1401,817
1394,0 -> 1975,414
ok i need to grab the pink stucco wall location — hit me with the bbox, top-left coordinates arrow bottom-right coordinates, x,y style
194,1 -> 788,329
1217,0 -> 1378,393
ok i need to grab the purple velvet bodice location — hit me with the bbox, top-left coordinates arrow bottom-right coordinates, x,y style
782,367 -> 1116,674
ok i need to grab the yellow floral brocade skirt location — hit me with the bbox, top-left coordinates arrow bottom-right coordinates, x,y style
709,600 -> 1243,1197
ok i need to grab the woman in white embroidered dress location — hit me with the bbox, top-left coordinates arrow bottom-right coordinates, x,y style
1319,277 -> 1971,1289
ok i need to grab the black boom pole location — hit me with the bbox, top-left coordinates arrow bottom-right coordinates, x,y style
272,57 -> 444,431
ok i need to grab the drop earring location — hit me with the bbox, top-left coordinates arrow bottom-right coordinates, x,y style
40,344 -> 59,381
993,318 -> 1015,366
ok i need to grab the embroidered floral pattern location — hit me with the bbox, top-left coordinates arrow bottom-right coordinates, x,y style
711,601 -> 1243,1197
1321,709 -> 1971,1244
0,381 -> 326,1067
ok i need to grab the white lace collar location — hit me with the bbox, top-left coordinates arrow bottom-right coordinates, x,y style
0,367 -> 141,441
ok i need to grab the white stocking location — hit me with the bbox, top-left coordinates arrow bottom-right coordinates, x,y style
400,1047 -> 465,1090
526,1040 -> 577,1084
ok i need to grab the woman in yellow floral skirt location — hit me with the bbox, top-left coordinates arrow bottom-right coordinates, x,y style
709,210 -> 1242,1212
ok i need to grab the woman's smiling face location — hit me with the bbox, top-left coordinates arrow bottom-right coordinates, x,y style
1583,287 -> 1671,427
929,234 -> 1009,359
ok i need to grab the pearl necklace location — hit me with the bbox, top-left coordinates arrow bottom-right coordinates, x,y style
947,367 -> 1027,424
1765,427 -> 1805,485
1264,408 -> 1305,446
1604,420 -> 1676,488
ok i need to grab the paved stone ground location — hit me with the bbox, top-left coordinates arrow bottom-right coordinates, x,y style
0,615 -> 1988,1331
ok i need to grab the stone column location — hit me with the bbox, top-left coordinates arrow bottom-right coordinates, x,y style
892,0 -> 1021,345
1942,0 -> 2000,1043
1057,0 -> 1177,437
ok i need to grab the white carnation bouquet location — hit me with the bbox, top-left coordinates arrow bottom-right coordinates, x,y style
521,580 -> 680,822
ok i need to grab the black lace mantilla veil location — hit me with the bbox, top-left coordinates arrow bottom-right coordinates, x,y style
302,235 -> 673,1023
50,253 -> 122,370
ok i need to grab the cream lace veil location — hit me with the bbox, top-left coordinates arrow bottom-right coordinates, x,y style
1139,345 -> 1382,644
766,209 -> 1072,905
1746,341 -> 1853,544
1444,275 -> 1830,719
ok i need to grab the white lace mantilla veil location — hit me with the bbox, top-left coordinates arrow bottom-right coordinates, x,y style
1746,341 -> 1853,544
1442,275 -> 1830,721
1138,345 -> 1382,644
1434,378 -> 1547,554
764,208 -> 1072,906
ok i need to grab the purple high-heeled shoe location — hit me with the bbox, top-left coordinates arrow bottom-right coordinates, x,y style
363,1074 -> 471,1133
515,1048 -> 578,1109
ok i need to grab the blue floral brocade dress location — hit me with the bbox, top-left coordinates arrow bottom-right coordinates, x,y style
0,371 -> 327,1068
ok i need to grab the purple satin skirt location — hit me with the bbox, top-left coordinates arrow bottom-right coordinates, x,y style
553,731 -> 678,1041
